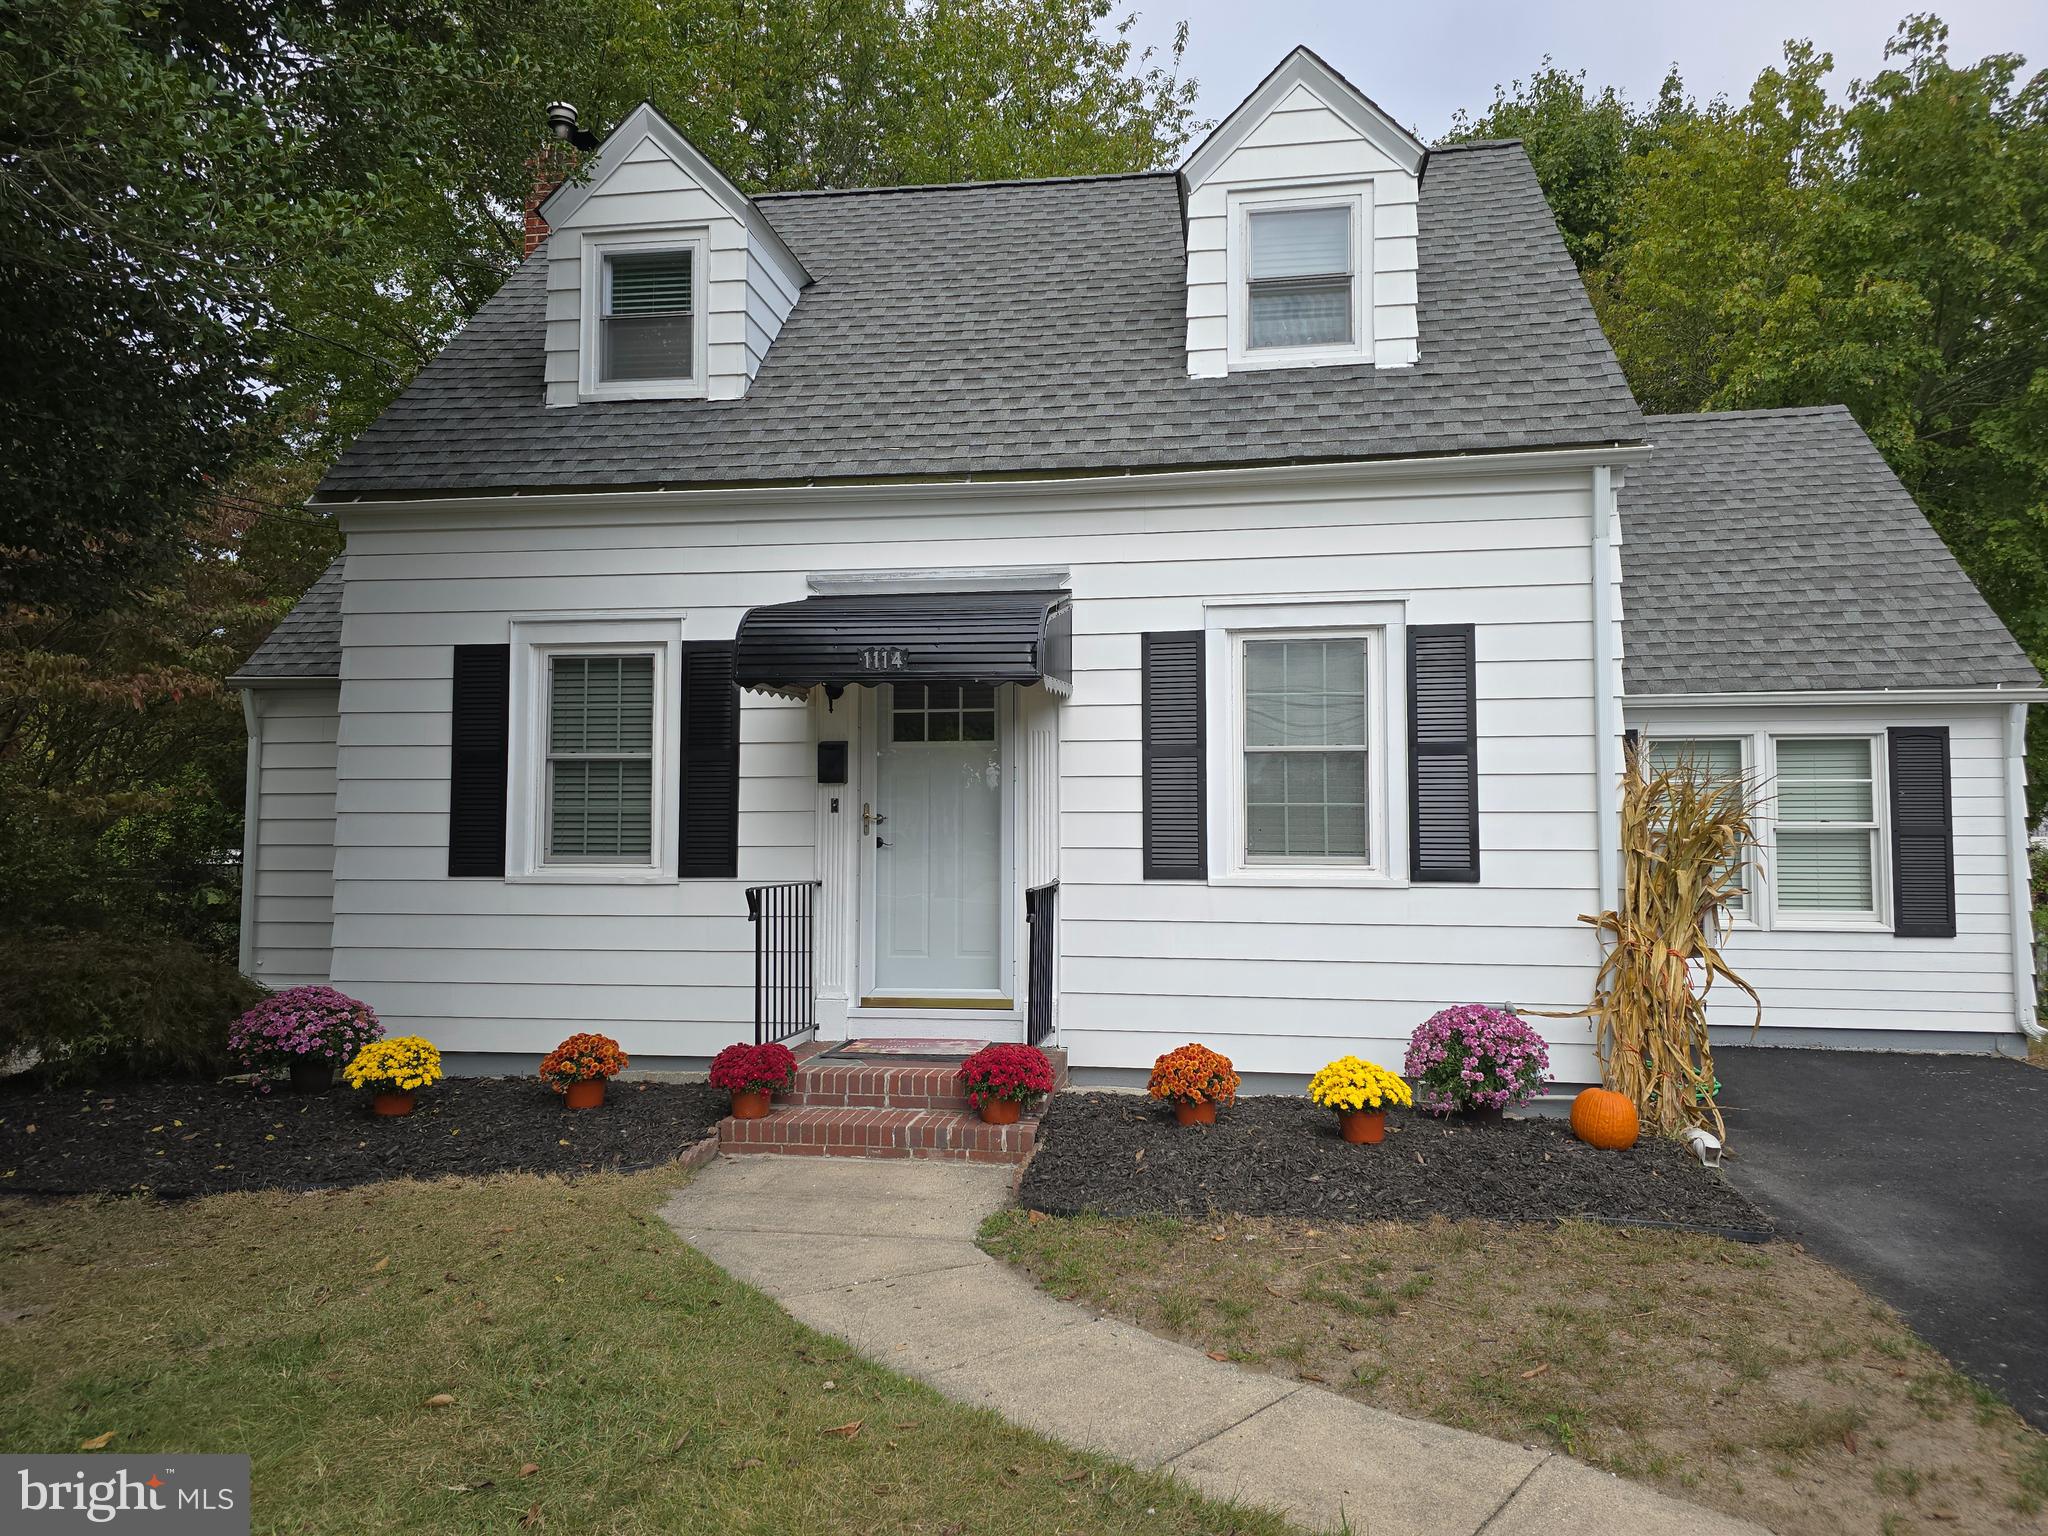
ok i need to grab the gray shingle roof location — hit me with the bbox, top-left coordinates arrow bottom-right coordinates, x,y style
1622,407 -> 2037,695
313,144 -> 1644,499
232,555 -> 344,682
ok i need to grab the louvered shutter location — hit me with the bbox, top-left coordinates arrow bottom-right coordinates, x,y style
1408,625 -> 1479,882
1141,631 -> 1206,880
679,641 -> 740,878
448,645 -> 510,877
1888,727 -> 1956,938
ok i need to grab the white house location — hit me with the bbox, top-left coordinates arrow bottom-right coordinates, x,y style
231,48 -> 2046,1088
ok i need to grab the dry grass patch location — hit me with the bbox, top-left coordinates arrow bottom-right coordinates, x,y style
982,1209 -> 2048,1536
0,1169 -> 1298,1535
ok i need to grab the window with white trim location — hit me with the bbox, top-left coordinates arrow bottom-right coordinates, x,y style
1247,206 -> 1353,350
1241,635 -> 1371,864
1643,737 -> 1750,915
1773,737 -> 1879,918
546,653 -> 655,863
601,249 -> 694,383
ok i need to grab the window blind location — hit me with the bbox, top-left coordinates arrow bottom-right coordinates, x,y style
1250,207 -> 1350,278
1644,737 -> 1747,903
548,654 -> 654,861
603,250 -> 693,382
1774,738 -> 1875,913
1248,206 -> 1352,350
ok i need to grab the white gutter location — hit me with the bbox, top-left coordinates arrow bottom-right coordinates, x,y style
238,690 -> 263,979
2003,702 -> 2044,1042
1591,465 -> 1622,910
1625,686 -> 2048,708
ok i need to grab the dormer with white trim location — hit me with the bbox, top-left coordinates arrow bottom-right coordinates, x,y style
1180,49 -> 1427,378
537,102 -> 810,406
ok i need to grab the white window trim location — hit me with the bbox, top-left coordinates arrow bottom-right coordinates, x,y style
506,614 -> 687,882
1766,731 -> 1890,932
577,228 -> 708,402
1203,597 -> 1407,888
1225,182 -> 1374,371
1640,734 -> 1755,927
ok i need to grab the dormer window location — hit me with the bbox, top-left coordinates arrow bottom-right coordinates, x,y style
576,230 -> 708,400
1248,206 -> 1353,350
603,250 -> 694,382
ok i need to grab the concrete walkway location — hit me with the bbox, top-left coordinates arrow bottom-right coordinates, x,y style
662,1157 -> 1762,1535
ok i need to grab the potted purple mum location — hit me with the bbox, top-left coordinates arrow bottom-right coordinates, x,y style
1404,1004 -> 1550,1122
229,985 -> 385,1093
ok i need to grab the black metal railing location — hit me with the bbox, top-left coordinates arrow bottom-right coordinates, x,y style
747,881 -> 822,1045
1024,879 -> 1059,1047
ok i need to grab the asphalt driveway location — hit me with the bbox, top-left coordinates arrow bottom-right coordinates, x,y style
1717,1046 -> 2048,1430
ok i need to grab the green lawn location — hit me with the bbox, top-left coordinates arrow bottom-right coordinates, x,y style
0,1167 -> 1295,1535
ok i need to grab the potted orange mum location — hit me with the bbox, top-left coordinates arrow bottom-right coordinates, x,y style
539,1032 -> 629,1109
1147,1043 -> 1240,1126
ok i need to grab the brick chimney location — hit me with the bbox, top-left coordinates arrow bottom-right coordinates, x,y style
523,102 -> 585,260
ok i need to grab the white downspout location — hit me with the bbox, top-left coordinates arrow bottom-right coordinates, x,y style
1591,466 -> 1622,912
2002,702 -> 2044,1041
238,689 -> 263,980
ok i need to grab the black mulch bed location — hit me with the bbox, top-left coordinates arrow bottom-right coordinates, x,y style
0,1077 -> 729,1198
1018,1093 -> 1773,1240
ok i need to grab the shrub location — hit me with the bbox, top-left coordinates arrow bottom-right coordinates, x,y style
539,1032 -> 629,1092
1147,1043 -> 1239,1106
958,1043 -> 1055,1109
343,1035 -> 442,1094
708,1041 -> 798,1096
1404,1004 -> 1550,1115
0,930 -> 260,1085
227,985 -> 382,1078
1307,1055 -> 1413,1113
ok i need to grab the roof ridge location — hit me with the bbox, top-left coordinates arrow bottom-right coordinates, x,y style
1645,405 -> 1851,424
1430,138 -> 1524,153
756,169 -> 1176,202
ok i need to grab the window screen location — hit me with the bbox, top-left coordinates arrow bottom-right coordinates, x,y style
548,654 -> 654,861
1248,206 -> 1352,350
602,250 -> 694,382
1774,738 -> 1877,914
1243,637 -> 1368,861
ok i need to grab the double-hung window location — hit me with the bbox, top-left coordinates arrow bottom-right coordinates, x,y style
601,248 -> 695,383
1242,636 -> 1370,863
1247,206 -> 1354,351
1644,737 -> 1749,915
1773,737 -> 1879,918
546,654 -> 654,863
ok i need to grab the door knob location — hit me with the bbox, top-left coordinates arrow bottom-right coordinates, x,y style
862,802 -> 888,834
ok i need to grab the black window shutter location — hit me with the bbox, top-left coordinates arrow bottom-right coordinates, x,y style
679,641 -> 740,878
448,644 -> 510,877
1409,624 -> 1480,883
1888,726 -> 1955,938
1141,631 -> 1206,880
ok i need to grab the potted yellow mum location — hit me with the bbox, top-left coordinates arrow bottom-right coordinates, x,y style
1307,1055 -> 1412,1145
343,1036 -> 444,1118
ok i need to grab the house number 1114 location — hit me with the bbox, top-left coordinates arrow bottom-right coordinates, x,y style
859,647 -> 908,670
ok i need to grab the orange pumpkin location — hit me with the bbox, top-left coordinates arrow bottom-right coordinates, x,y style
1570,1087 -> 1640,1150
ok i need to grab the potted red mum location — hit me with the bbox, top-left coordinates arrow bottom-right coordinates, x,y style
709,1041 -> 798,1119
957,1043 -> 1055,1125
539,1032 -> 629,1109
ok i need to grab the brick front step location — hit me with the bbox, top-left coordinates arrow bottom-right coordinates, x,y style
718,1104 -> 1038,1163
781,1044 -> 1068,1113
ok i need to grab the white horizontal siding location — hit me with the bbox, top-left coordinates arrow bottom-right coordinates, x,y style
328,465 -> 1611,1072
248,688 -> 338,988
1621,700 -> 2024,1043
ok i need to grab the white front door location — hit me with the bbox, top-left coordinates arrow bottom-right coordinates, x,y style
870,683 -> 1007,999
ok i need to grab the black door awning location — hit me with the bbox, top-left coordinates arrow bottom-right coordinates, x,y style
733,590 -> 1073,699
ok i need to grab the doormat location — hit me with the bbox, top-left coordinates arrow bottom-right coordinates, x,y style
825,1037 -> 989,1060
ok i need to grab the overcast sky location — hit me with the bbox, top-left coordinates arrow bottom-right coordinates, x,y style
1125,1 -> 2047,142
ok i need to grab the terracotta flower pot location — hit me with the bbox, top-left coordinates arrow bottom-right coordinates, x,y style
979,1096 -> 1022,1125
564,1079 -> 606,1110
1339,1108 -> 1386,1145
289,1059 -> 333,1094
729,1088 -> 772,1120
1174,1099 -> 1217,1127
371,1090 -> 415,1118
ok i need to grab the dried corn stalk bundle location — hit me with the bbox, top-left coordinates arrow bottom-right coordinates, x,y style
1578,745 -> 1762,1140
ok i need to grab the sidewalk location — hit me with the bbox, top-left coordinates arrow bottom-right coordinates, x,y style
662,1157 -> 1762,1536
